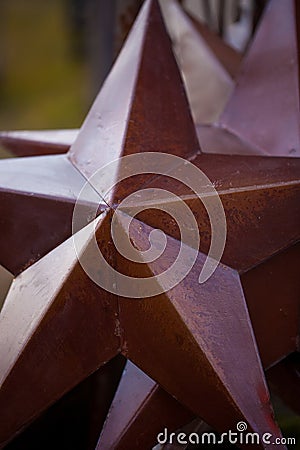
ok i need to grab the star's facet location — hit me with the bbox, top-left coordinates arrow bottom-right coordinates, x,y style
0,129 -> 76,157
0,154 -> 102,275
97,360 -> 193,450
159,0 -> 235,124
220,0 -> 300,157
0,1 -> 299,450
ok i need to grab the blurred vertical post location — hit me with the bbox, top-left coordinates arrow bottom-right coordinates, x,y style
84,0 -> 143,100
0,2 -> 6,96
114,0 -> 144,55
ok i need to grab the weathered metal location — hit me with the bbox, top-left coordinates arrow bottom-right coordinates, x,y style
0,129 -> 75,156
4,355 -> 126,450
220,0 -> 300,157
95,1 -> 300,447
98,241 -> 300,448
0,154 -> 103,275
0,1 -> 299,450
159,0 -> 234,124
97,360 -> 193,450
0,212 -> 119,448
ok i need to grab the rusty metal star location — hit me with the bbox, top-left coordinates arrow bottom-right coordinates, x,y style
0,1 -> 299,450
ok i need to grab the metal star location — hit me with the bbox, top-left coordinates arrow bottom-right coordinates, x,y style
0,1 -> 299,450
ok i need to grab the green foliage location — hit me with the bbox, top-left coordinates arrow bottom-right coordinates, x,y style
0,0 -> 88,130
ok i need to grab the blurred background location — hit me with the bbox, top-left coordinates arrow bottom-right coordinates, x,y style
0,0 -> 265,132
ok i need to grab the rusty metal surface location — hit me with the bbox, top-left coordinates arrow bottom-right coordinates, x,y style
97,361 -> 193,450
96,250 -> 300,449
96,247 -> 300,449
135,154 -> 300,373
0,130 -> 76,157
159,0 -> 234,124
0,1 -> 299,449
115,215 -> 284,448
220,0 -> 300,157
0,212 -> 119,448
140,153 -> 300,272
5,356 -> 126,450
241,243 -> 300,369
0,155 -> 102,275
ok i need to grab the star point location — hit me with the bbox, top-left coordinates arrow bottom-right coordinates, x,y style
0,0 -> 299,449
